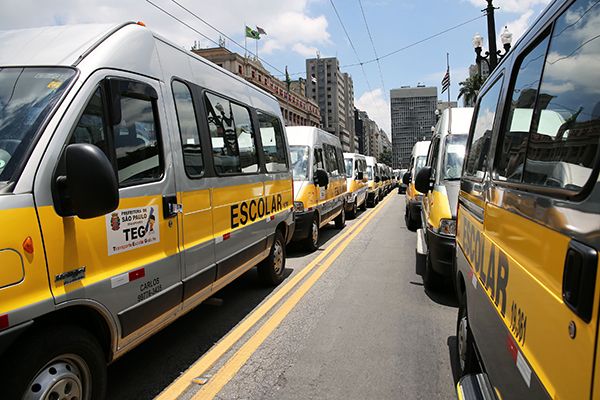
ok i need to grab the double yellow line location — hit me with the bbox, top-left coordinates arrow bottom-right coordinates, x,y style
156,194 -> 392,400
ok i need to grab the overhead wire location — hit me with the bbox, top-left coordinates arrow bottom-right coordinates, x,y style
328,0 -> 372,92
358,0 -> 385,93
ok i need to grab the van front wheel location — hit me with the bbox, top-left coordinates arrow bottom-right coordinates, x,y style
258,231 -> 286,285
6,325 -> 106,400
303,215 -> 320,252
335,205 -> 346,229
423,251 -> 443,290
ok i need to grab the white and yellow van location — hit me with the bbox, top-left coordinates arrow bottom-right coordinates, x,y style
413,107 -> 473,290
287,126 -> 347,251
343,152 -> 368,218
378,163 -> 389,196
455,1 -> 600,399
365,156 -> 381,207
0,22 -> 294,398
403,140 -> 430,231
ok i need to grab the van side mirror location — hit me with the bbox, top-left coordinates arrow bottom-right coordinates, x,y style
356,171 -> 364,180
59,144 -> 119,219
375,176 -> 381,183
402,172 -> 411,185
314,168 -> 329,187
415,166 -> 433,194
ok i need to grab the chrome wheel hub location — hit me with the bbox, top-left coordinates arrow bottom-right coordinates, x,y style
25,355 -> 90,400
311,220 -> 319,245
273,241 -> 284,275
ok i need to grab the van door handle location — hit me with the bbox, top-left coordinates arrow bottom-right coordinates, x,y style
562,240 -> 598,323
163,195 -> 182,219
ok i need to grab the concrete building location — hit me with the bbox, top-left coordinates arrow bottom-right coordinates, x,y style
193,47 -> 320,127
390,86 -> 438,168
306,57 -> 356,152
355,109 -> 387,158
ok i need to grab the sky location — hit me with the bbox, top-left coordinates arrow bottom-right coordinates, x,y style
0,0 -> 552,137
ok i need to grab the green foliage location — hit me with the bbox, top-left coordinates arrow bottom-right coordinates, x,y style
458,74 -> 484,107
379,149 -> 393,165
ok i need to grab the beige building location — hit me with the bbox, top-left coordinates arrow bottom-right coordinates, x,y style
193,47 -> 320,127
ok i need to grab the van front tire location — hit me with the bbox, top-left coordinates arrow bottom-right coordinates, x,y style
335,205 -> 346,229
258,231 -> 286,286
303,215 -> 320,252
423,251 -> 443,290
5,325 -> 106,400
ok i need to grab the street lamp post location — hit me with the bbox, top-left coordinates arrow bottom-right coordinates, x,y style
472,0 -> 513,75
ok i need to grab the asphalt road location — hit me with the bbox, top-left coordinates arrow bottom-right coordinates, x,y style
107,193 -> 459,400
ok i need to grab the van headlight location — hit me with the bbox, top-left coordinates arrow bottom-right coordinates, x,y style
294,201 -> 304,213
438,219 -> 456,236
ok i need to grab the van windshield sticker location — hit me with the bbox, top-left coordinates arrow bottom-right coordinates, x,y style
106,206 -> 160,255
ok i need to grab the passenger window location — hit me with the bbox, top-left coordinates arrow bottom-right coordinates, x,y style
314,148 -> 324,172
428,138 -> 440,181
495,35 -> 550,182
464,76 -> 504,180
336,147 -> 346,176
257,111 -> 288,173
205,92 -> 258,174
70,87 -> 109,157
112,95 -> 162,186
324,144 -> 339,175
522,0 -> 600,191
172,80 -> 203,178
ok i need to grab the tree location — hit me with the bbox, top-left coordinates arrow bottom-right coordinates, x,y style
379,149 -> 392,165
458,74 -> 484,107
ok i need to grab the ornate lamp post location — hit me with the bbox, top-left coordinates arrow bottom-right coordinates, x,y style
473,0 -> 513,75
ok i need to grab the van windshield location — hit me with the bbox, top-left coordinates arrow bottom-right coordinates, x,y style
415,156 -> 427,175
344,158 -> 353,178
290,145 -> 309,181
0,67 -> 76,189
443,135 -> 467,180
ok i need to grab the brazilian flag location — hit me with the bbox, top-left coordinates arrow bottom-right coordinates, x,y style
245,26 -> 260,40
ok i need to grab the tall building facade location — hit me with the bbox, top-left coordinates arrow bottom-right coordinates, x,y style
306,57 -> 356,152
355,109 -> 386,158
390,86 -> 437,168
193,47 -> 320,127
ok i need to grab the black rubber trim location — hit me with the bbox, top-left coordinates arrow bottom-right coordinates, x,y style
216,239 -> 267,280
118,282 -> 183,338
426,228 -> 455,276
0,320 -> 34,356
183,265 -> 217,301
293,210 -> 315,241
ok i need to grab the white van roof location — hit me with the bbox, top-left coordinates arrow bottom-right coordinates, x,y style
286,126 -> 342,148
412,140 -> 431,157
438,107 -> 474,136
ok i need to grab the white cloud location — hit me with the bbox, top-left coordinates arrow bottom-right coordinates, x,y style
355,88 -> 391,136
500,9 -> 534,45
0,0 -> 331,58
292,43 -> 319,57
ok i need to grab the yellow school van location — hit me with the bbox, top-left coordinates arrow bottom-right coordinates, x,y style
0,22 -> 294,399
414,107 -> 473,290
287,126 -> 347,251
455,1 -> 600,399
402,140 -> 430,231
343,152 -> 368,218
365,156 -> 381,207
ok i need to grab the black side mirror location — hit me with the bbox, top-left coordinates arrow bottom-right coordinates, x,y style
415,166 -> 433,194
314,168 -> 329,187
402,172 -> 411,185
61,144 -> 119,219
356,171 -> 364,180
375,176 -> 381,183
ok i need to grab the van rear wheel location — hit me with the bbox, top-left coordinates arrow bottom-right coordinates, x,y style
258,230 -> 286,286
303,215 -> 320,252
5,325 -> 106,400
335,205 -> 346,229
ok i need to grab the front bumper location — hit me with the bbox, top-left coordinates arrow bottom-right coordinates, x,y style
425,227 -> 455,276
292,210 -> 315,241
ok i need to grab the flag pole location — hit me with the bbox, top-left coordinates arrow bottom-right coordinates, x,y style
447,52 -> 452,134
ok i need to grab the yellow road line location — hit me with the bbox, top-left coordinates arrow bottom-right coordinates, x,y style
192,195 -> 391,399
155,196 -> 391,400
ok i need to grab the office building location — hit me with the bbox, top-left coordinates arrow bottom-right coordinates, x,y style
390,86 -> 438,168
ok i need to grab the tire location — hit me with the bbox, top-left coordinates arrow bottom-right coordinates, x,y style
359,197 -> 367,211
303,215 -> 320,252
423,251 -> 443,290
347,201 -> 357,219
456,298 -> 479,379
258,230 -> 286,286
405,205 -> 418,231
3,325 -> 106,400
334,205 -> 346,229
